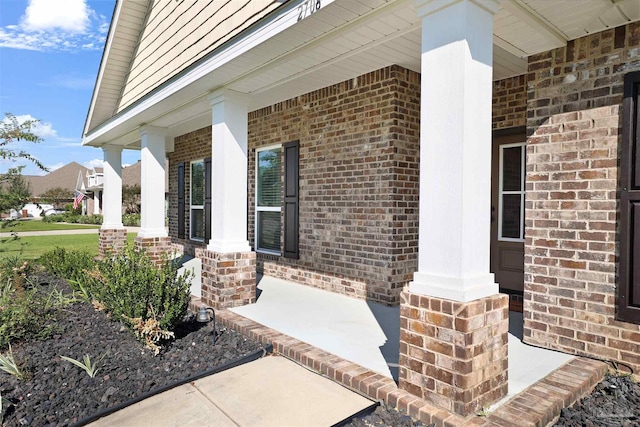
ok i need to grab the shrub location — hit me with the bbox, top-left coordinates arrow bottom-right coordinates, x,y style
0,257 -> 65,348
40,246 -> 191,351
87,246 -> 191,332
64,203 -> 81,215
122,214 -> 141,227
0,256 -> 32,289
40,248 -> 96,293
78,214 -> 103,225
43,214 -> 103,224
0,279 -> 57,349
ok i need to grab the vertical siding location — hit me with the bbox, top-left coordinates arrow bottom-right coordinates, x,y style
117,0 -> 282,112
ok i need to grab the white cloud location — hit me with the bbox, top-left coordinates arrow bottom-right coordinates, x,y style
11,114 -> 58,139
0,0 -> 109,52
22,0 -> 89,33
83,159 -> 103,169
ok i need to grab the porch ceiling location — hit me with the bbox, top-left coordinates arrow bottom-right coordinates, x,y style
85,0 -> 640,148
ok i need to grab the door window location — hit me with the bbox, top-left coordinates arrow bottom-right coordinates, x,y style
499,143 -> 525,241
190,160 -> 205,241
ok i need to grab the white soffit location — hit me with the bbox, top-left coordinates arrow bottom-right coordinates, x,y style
85,0 -> 640,146
494,0 -> 640,61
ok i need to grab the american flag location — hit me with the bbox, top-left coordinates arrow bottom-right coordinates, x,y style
73,191 -> 86,210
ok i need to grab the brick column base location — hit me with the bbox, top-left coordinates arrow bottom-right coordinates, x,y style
196,249 -> 256,309
98,228 -> 127,258
399,291 -> 509,416
134,236 -> 172,266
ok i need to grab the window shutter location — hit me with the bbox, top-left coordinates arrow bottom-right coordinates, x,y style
204,158 -> 212,243
177,162 -> 185,239
283,141 -> 299,259
619,70 -> 640,323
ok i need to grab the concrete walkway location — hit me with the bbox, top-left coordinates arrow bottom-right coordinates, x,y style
87,356 -> 374,427
0,226 -> 140,237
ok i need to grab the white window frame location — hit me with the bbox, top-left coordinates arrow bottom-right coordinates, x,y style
255,144 -> 282,255
190,159 -> 205,242
498,142 -> 526,242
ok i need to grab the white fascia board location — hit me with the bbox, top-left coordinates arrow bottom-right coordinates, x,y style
83,0 -> 125,138
83,0 -> 336,147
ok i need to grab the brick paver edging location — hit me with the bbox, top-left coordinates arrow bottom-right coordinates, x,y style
216,309 -> 608,427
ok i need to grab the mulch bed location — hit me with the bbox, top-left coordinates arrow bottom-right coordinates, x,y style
554,373 -> 640,426
1,278 -> 431,427
0,278 -> 264,427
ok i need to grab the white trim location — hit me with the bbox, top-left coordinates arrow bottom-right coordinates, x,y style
498,142 -> 526,242
190,159 -> 205,242
83,0 -> 123,137
83,0 -> 336,146
255,144 -> 282,255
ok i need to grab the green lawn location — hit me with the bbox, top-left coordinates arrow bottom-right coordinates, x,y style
0,220 -> 100,232
0,233 -> 137,260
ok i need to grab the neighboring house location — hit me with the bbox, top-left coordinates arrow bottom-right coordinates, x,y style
82,0 -> 640,418
76,161 -> 145,215
76,167 -> 103,215
23,162 -> 90,215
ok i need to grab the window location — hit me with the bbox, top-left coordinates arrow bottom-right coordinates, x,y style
256,146 -> 282,254
190,160 -> 205,241
498,143 -> 525,242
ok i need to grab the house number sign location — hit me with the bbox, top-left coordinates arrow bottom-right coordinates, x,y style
297,0 -> 321,21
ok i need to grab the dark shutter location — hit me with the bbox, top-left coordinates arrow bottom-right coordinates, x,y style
283,141 -> 299,259
619,71 -> 640,323
204,158 -> 212,243
177,162 -> 185,239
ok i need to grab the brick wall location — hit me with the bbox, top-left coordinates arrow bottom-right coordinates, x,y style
167,127 -> 211,256
493,74 -> 527,130
524,22 -> 640,370
248,65 -> 420,304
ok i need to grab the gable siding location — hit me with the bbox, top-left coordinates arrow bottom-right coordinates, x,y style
117,0 -> 281,112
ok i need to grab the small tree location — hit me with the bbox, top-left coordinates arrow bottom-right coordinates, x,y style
40,187 -> 72,210
0,174 -> 31,213
0,113 -> 47,215
1,114 -> 46,172
122,184 -> 141,214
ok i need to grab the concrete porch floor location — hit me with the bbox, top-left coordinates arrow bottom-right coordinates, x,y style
231,276 -> 574,407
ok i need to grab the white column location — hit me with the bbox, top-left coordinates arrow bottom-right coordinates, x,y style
93,190 -> 101,215
410,0 -> 499,302
101,145 -> 123,229
138,126 -> 168,238
207,89 -> 251,253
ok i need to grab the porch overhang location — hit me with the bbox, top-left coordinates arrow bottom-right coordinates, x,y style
82,0 -> 640,149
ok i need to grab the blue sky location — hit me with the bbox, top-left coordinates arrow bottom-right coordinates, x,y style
0,0 -> 140,176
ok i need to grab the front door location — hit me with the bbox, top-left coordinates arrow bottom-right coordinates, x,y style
490,131 -> 525,311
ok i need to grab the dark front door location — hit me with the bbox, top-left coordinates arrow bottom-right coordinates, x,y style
491,130 -> 525,310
